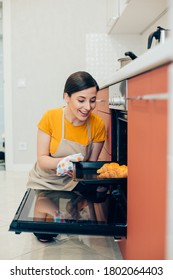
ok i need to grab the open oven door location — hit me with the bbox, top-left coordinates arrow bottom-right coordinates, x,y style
9,162 -> 127,239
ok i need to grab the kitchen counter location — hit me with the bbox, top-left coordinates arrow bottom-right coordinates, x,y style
100,37 -> 173,88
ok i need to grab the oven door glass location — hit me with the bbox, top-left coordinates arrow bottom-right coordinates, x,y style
9,186 -> 127,239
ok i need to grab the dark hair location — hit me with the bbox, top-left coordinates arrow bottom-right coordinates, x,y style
64,71 -> 99,97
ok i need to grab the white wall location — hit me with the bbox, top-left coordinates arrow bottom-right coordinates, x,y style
3,0 -> 108,170
0,3 -> 4,149
3,0 -> 145,171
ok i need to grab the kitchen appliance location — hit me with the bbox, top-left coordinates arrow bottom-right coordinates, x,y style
125,51 -> 137,60
118,57 -> 131,68
125,26 -> 171,60
111,109 -> 127,166
108,80 -> 128,174
147,26 -> 170,49
108,81 -> 128,167
109,80 -> 127,111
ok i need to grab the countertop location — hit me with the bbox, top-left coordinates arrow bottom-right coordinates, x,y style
100,37 -> 173,88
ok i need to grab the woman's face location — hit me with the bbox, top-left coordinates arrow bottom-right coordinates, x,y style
64,86 -> 97,122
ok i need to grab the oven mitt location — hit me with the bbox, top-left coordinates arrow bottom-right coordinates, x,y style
56,153 -> 84,176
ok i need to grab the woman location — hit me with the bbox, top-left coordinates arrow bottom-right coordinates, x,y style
27,71 -> 106,191
27,71 -> 106,242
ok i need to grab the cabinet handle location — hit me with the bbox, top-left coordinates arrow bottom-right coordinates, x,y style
127,93 -> 168,101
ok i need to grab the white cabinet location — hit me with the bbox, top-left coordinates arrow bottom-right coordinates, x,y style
107,0 -> 130,33
107,0 -> 168,34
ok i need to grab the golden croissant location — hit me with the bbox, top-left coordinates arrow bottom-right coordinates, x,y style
97,162 -> 128,178
97,162 -> 120,174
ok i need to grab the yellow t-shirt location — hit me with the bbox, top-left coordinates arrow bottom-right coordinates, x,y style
38,107 -> 106,154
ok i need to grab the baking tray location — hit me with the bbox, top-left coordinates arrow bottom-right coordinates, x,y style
73,161 -> 127,185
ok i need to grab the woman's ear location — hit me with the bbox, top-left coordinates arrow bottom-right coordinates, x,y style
64,92 -> 70,103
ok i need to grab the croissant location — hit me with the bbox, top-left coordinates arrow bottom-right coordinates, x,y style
97,163 -> 128,178
97,162 -> 119,174
97,163 -> 110,173
115,165 -> 128,178
97,170 -> 118,178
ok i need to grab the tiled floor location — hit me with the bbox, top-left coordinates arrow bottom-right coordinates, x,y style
0,170 -> 123,260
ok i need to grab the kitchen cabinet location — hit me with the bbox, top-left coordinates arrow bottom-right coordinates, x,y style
106,0 -> 129,33
96,87 -> 112,161
108,0 -> 168,34
119,64 -> 169,259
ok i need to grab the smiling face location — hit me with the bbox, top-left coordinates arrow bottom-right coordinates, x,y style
64,86 -> 97,124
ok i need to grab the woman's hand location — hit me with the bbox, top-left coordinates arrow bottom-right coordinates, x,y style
56,153 -> 84,176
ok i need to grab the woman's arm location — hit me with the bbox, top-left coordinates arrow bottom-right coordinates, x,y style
37,129 -> 63,170
88,141 -> 104,161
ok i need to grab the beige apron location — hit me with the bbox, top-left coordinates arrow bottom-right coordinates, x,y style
27,107 -> 93,191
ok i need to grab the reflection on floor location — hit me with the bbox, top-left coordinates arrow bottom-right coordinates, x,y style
0,171 -> 123,260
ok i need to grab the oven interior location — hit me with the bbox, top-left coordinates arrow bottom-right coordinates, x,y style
111,109 -> 128,166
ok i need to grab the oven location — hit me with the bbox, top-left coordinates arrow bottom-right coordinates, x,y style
109,81 -> 128,165
111,109 -> 127,166
109,80 -> 128,239
109,80 -> 127,111
9,81 -> 128,240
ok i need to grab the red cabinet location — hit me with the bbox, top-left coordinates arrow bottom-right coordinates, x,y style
119,64 -> 169,259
